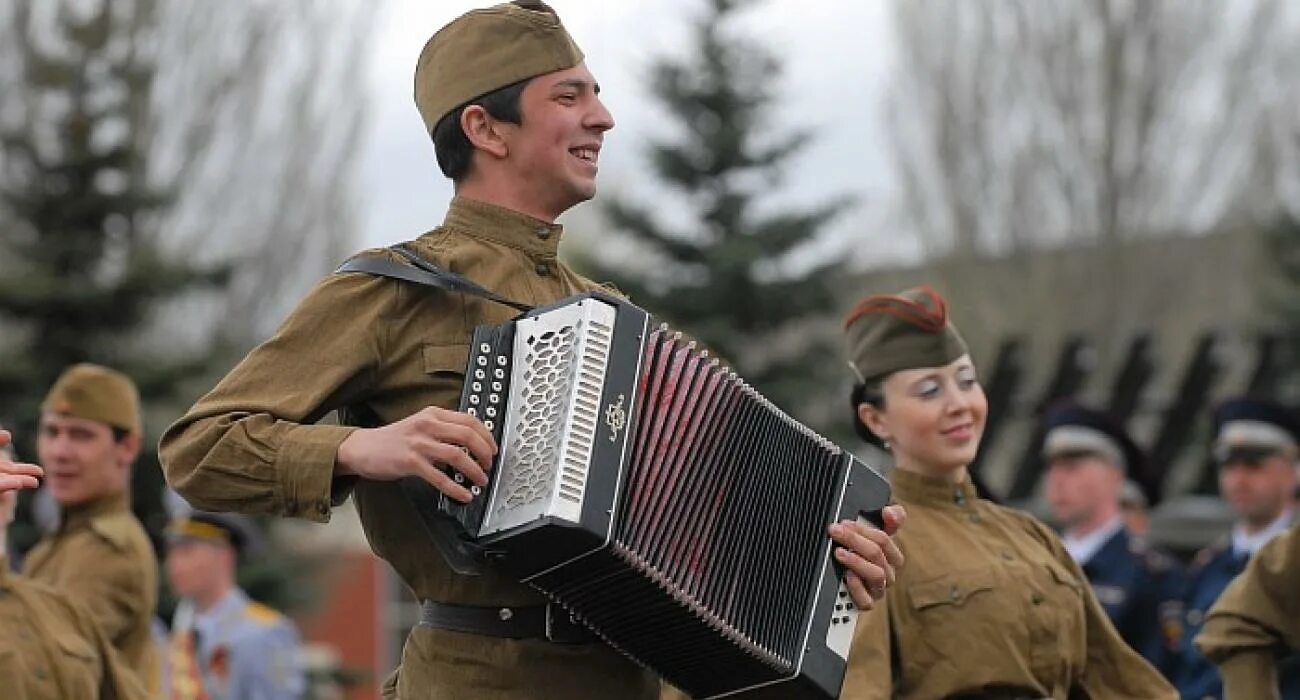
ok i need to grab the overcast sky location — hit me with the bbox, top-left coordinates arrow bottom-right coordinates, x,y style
357,0 -> 901,264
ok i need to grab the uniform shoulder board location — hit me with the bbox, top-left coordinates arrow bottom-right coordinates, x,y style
243,601 -> 284,626
88,512 -> 135,551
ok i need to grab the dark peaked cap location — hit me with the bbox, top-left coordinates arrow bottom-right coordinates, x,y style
1042,400 -> 1161,506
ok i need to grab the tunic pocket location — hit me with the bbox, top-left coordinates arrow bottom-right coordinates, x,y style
0,648 -> 30,700
54,633 -> 99,700
908,569 -> 997,611
422,343 -> 470,377
421,344 -> 471,411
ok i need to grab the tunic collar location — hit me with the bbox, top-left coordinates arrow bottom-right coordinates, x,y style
59,491 -> 130,533
890,467 -> 981,509
442,196 -> 565,258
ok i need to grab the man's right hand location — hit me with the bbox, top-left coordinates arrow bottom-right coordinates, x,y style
334,406 -> 497,503
0,430 -> 43,493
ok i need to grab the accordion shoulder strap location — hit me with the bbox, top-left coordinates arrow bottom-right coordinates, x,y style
336,243 -> 534,314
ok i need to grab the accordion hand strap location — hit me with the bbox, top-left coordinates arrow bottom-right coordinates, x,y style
336,243 -> 535,314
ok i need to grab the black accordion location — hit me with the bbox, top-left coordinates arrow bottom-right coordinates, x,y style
404,292 -> 890,699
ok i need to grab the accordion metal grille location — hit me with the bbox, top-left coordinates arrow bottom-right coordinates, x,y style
500,326 -> 577,511
534,327 -> 845,697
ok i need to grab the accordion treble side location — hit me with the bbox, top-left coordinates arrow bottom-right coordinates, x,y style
403,292 -> 891,699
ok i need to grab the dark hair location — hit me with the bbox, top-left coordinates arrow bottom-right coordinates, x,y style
850,380 -> 887,447
431,78 -> 530,181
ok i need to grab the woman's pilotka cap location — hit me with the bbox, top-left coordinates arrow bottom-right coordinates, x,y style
414,1 -> 585,135
842,286 -> 969,384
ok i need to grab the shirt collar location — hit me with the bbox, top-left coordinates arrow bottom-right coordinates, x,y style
441,196 -> 565,258
1232,508 -> 1294,558
1063,515 -> 1125,565
194,587 -> 248,636
59,491 -> 130,533
890,467 -> 981,509
0,555 -> 11,590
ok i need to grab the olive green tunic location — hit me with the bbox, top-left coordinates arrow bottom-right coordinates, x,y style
841,469 -> 1176,699
160,197 -> 657,699
22,492 -> 158,690
0,557 -> 147,700
1197,524 -> 1300,700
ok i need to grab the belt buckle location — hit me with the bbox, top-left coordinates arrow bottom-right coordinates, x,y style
544,604 -> 588,644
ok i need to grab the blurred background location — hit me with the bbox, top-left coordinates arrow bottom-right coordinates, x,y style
1,0 -> 1297,697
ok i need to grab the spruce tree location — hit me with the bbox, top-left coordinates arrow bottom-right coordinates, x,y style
584,0 -> 853,425
0,2 -> 229,558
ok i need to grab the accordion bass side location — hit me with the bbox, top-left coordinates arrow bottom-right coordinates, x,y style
402,292 -> 892,699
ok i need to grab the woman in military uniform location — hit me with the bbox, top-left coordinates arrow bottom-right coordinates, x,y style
838,287 -> 1175,699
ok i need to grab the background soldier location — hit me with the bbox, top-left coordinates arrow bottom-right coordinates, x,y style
160,2 -> 903,698
22,363 -> 161,691
165,508 -> 306,700
1197,523 -> 1300,700
1042,401 -> 1185,675
1175,397 -> 1300,699
1,425 -> 147,700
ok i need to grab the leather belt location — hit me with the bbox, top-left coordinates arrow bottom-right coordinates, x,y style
419,601 -> 594,644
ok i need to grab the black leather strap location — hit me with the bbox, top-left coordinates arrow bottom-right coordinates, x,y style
418,601 -> 593,644
336,244 -> 533,314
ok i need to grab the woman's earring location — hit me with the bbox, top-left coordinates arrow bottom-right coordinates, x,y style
882,440 -> 892,451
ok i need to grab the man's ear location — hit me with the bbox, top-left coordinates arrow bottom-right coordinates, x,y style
115,431 -> 142,469
461,105 -> 510,159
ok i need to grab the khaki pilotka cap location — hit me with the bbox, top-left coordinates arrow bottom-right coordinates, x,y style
842,286 -> 969,383
414,0 -> 585,134
41,363 -> 142,434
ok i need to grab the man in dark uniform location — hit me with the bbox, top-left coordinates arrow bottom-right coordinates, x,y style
1175,397 -> 1300,700
23,363 -> 160,692
159,3 -> 906,698
1041,401 -> 1184,676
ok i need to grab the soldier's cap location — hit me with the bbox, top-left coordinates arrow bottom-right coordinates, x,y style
1040,400 -> 1162,504
414,0 -> 585,135
1212,397 -> 1299,465
41,363 -> 141,434
167,511 -> 262,556
843,286 -> 969,384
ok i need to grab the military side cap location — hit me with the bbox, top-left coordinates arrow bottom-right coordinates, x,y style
1041,400 -> 1160,505
1212,397 -> 1299,463
41,363 -> 141,434
167,511 -> 260,555
842,286 -> 969,383
414,0 -> 584,134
